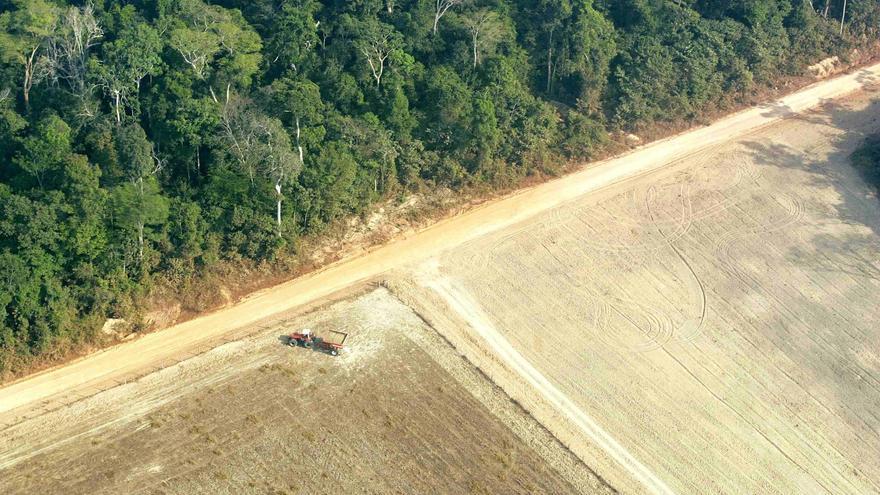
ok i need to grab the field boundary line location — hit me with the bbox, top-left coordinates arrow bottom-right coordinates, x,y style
424,274 -> 677,495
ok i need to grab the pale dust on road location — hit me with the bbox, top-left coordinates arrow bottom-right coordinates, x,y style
1,63 -> 879,432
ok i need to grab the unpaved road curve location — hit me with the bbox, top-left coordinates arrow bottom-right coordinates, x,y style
1,63 -> 879,424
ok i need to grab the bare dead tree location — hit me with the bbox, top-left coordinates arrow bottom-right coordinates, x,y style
42,4 -> 103,114
263,121 -> 301,236
840,0 -> 848,36
462,9 -> 503,68
433,0 -> 466,35
220,92 -> 262,184
361,31 -> 393,88
220,90 -> 300,234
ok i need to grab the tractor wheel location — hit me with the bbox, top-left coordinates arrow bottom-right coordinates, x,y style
330,349 -> 338,356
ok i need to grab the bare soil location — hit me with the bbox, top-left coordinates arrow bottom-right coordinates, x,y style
0,290 -> 613,495
398,89 -> 880,494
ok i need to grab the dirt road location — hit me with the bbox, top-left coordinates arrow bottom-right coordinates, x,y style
1,63 -> 879,425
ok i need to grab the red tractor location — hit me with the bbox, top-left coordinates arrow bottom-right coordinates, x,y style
288,328 -> 348,357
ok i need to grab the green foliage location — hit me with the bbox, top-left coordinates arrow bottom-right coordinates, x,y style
14,113 -> 71,189
0,0 -> 872,375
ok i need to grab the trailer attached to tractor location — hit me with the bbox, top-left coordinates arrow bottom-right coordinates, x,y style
288,328 -> 348,356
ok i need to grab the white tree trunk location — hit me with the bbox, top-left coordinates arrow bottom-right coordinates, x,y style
114,90 -> 121,123
137,177 -> 145,261
296,117 -> 304,163
23,46 -> 38,110
840,0 -> 848,35
138,222 -> 144,261
275,181 -> 283,236
473,33 -> 478,68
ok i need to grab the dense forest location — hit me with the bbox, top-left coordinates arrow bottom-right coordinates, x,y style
1,0 -> 878,375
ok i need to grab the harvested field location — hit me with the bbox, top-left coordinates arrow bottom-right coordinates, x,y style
0,289 -> 612,495
393,90 -> 880,494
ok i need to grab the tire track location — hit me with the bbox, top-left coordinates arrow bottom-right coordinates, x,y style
420,268 -> 678,495
714,194 -> 806,281
644,188 -> 709,346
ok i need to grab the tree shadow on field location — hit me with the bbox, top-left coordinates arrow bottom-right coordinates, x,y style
742,94 -> 880,236
736,91 -> 880,481
759,100 -> 796,119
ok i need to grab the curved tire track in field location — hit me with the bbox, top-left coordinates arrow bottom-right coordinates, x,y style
421,271 -> 678,495
644,188 -> 709,346
714,195 -> 805,280
462,180 -> 708,353
544,183 -> 695,255
592,295 -> 676,353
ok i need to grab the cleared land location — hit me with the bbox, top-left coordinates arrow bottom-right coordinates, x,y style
1,64 -> 879,422
394,89 -> 880,494
2,66 -> 880,495
0,289 -> 612,494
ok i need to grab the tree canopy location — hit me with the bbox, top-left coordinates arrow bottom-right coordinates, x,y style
0,0 -> 876,376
